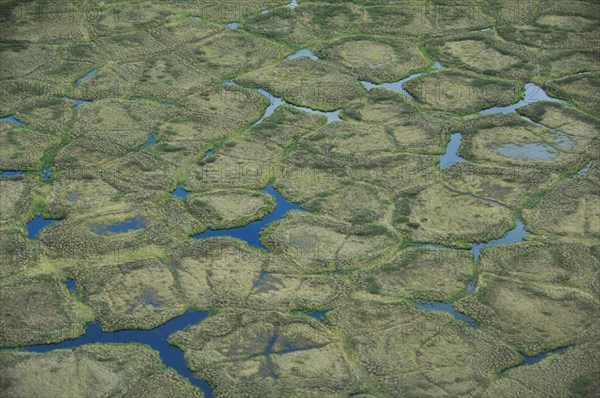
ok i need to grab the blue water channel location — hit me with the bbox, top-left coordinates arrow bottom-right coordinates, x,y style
26,215 -> 62,239
501,346 -> 572,376
1,171 -> 25,177
471,218 -> 530,264
287,49 -> 318,60
0,115 -> 25,125
254,88 -> 341,125
480,83 -> 566,115
413,218 -> 530,265
75,68 -> 98,85
440,133 -> 466,170
360,73 -> 423,101
360,61 -> 443,101
8,311 -> 214,397
63,97 -> 90,110
192,184 -> 304,249
521,346 -> 571,366
413,301 -> 478,328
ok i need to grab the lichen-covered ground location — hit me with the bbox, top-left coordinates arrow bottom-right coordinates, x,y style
1,1 -> 598,397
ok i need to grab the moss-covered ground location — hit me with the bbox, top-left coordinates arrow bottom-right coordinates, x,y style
1,1 -> 598,397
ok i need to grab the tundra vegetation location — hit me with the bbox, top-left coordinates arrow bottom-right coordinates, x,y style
0,0 -> 598,397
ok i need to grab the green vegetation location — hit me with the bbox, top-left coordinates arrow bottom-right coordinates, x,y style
0,345 -> 203,398
0,0 -> 598,397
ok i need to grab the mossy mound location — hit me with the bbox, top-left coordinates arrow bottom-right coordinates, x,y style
0,344 -> 203,398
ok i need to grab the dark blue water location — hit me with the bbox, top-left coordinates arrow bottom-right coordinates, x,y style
471,218 -> 530,264
577,161 -> 593,177
0,115 -> 24,125
75,68 -> 98,85
204,149 -> 214,156
42,166 -> 52,182
440,133 -> 466,170
287,49 -> 318,60
413,301 -> 478,329
306,311 -> 327,322
10,311 -> 213,397
255,88 -> 341,125
171,186 -> 191,199
1,170 -> 25,177
91,217 -> 146,235
162,101 -> 174,107
192,184 -> 304,250
501,346 -> 572,376
480,83 -> 566,115
521,346 -> 570,366
142,135 -> 157,149
66,279 -> 76,293
26,215 -> 61,239
63,97 -> 90,110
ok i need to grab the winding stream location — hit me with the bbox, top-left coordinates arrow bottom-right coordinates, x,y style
471,218 -> 530,264
480,83 -> 566,115
440,133 -> 465,170
360,61 -> 443,101
63,97 -> 90,110
413,301 -> 478,328
75,68 -> 98,85
254,88 -> 341,125
8,311 -> 214,397
0,115 -> 25,125
501,346 -> 572,376
192,184 -> 304,249
0,171 -> 25,177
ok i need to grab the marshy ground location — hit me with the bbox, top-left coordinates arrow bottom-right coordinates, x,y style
0,1 -> 598,397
